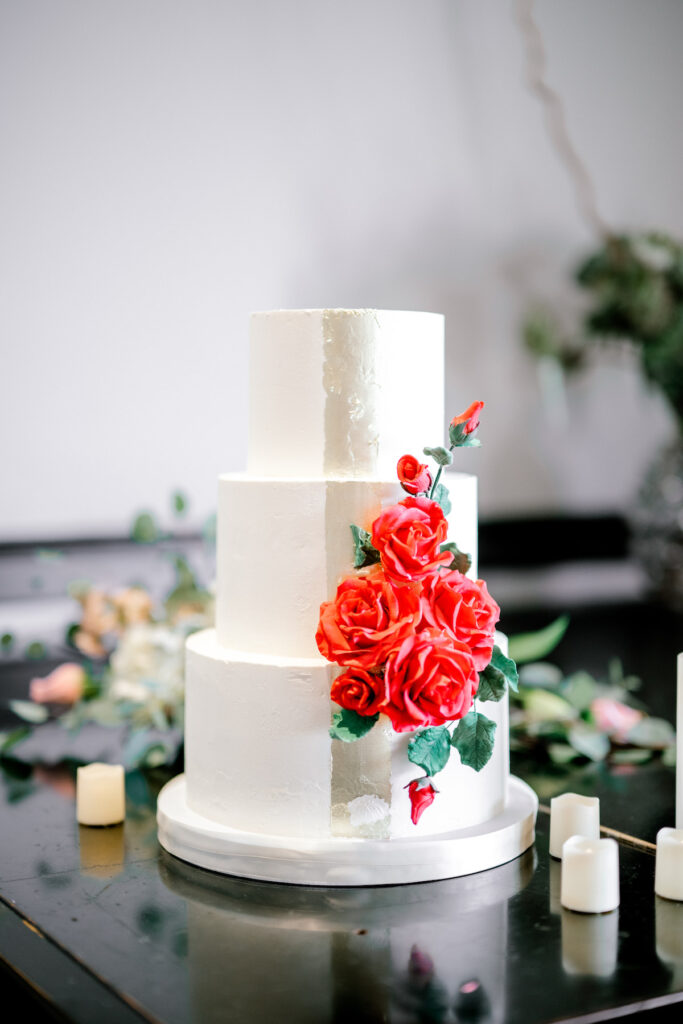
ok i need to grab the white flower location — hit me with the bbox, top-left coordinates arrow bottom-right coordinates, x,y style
108,623 -> 185,705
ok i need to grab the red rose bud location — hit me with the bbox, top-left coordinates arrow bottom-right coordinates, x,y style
330,666 -> 387,717
449,401 -> 484,445
396,454 -> 432,496
406,777 -> 437,824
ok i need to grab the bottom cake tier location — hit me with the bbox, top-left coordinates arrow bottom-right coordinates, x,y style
182,628 -> 514,842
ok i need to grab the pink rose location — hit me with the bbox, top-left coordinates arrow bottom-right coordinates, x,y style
396,455 -> 432,496
30,663 -> 86,705
406,778 -> 437,824
450,400 -> 484,435
316,567 -> 421,669
591,697 -> 643,742
330,667 -> 387,717
421,570 -> 500,671
383,629 -> 478,732
371,497 -> 451,583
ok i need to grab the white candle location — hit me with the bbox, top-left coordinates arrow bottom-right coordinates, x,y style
677,653 -> 683,830
655,827 -> 683,901
76,763 -> 125,826
549,792 -> 600,859
561,836 -> 620,914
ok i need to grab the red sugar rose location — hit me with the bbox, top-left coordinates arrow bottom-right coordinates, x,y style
450,400 -> 484,435
316,567 -> 421,670
421,570 -> 500,671
330,667 -> 386,717
383,629 -> 478,733
397,454 -> 432,496
371,496 -> 451,583
406,778 -> 437,824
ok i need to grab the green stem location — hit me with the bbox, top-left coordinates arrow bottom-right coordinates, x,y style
429,465 -> 443,499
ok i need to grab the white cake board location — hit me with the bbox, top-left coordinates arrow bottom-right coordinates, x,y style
157,774 -> 538,887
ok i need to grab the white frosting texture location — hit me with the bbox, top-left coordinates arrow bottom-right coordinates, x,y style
248,310 -> 444,479
215,470 -> 477,660
185,630 -> 334,839
181,307 -> 507,845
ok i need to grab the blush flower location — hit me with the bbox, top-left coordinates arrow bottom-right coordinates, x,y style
406,778 -> 437,824
316,568 -> 421,669
383,629 -> 478,732
591,697 -> 643,742
371,496 -> 451,583
29,663 -> 86,705
331,667 -> 387,717
396,455 -> 432,496
421,570 -> 500,671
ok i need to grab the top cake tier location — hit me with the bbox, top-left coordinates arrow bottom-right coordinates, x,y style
248,309 -> 444,479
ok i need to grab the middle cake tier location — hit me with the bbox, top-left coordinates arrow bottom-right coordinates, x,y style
216,472 -> 478,660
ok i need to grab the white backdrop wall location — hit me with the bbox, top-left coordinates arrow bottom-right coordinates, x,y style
1,0 -> 681,540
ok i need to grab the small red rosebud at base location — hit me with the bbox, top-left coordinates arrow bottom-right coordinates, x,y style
406,777 -> 437,824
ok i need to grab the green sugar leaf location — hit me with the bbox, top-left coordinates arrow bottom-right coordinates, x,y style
407,726 -> 451,775
484,644 -> 519,694
431,482 -> 452,515
350,524 -> 380,569
451,710 -> 497,771
439,542 -> 471,574
330,708 -> 379,743
423,446 -> 453,466
477,665 -> 507,703
508,615 -> 569,665
449,422 -> 482,448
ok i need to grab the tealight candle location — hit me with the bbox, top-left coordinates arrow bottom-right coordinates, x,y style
561,836 -> 619,914
549,793 -> 600,859
655,827 -> 683,901
76,763 -> 125,826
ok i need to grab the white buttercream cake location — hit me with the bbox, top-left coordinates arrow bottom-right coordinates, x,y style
181,309 -> 510,843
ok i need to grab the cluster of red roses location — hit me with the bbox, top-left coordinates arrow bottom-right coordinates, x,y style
316,400 -> 499,824
316,460 -> 499,739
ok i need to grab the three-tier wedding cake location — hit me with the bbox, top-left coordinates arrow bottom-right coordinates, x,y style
157,309 -> 537,885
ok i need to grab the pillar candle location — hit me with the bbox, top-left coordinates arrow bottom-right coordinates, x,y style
549,792 -> 600,859
561,836 -> 620,914
76,763 -> 125,826
655,828 -> 683,901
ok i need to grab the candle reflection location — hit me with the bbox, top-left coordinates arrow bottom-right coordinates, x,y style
561,908 -> 618,977
78,823 -> 125,878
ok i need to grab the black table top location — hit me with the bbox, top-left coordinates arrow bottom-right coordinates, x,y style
2,578 -> 683,1023
1,752 -> 683,1024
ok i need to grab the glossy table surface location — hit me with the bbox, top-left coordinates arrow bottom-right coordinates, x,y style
1,752 -> 683,1024
1,546 -> 683,1023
